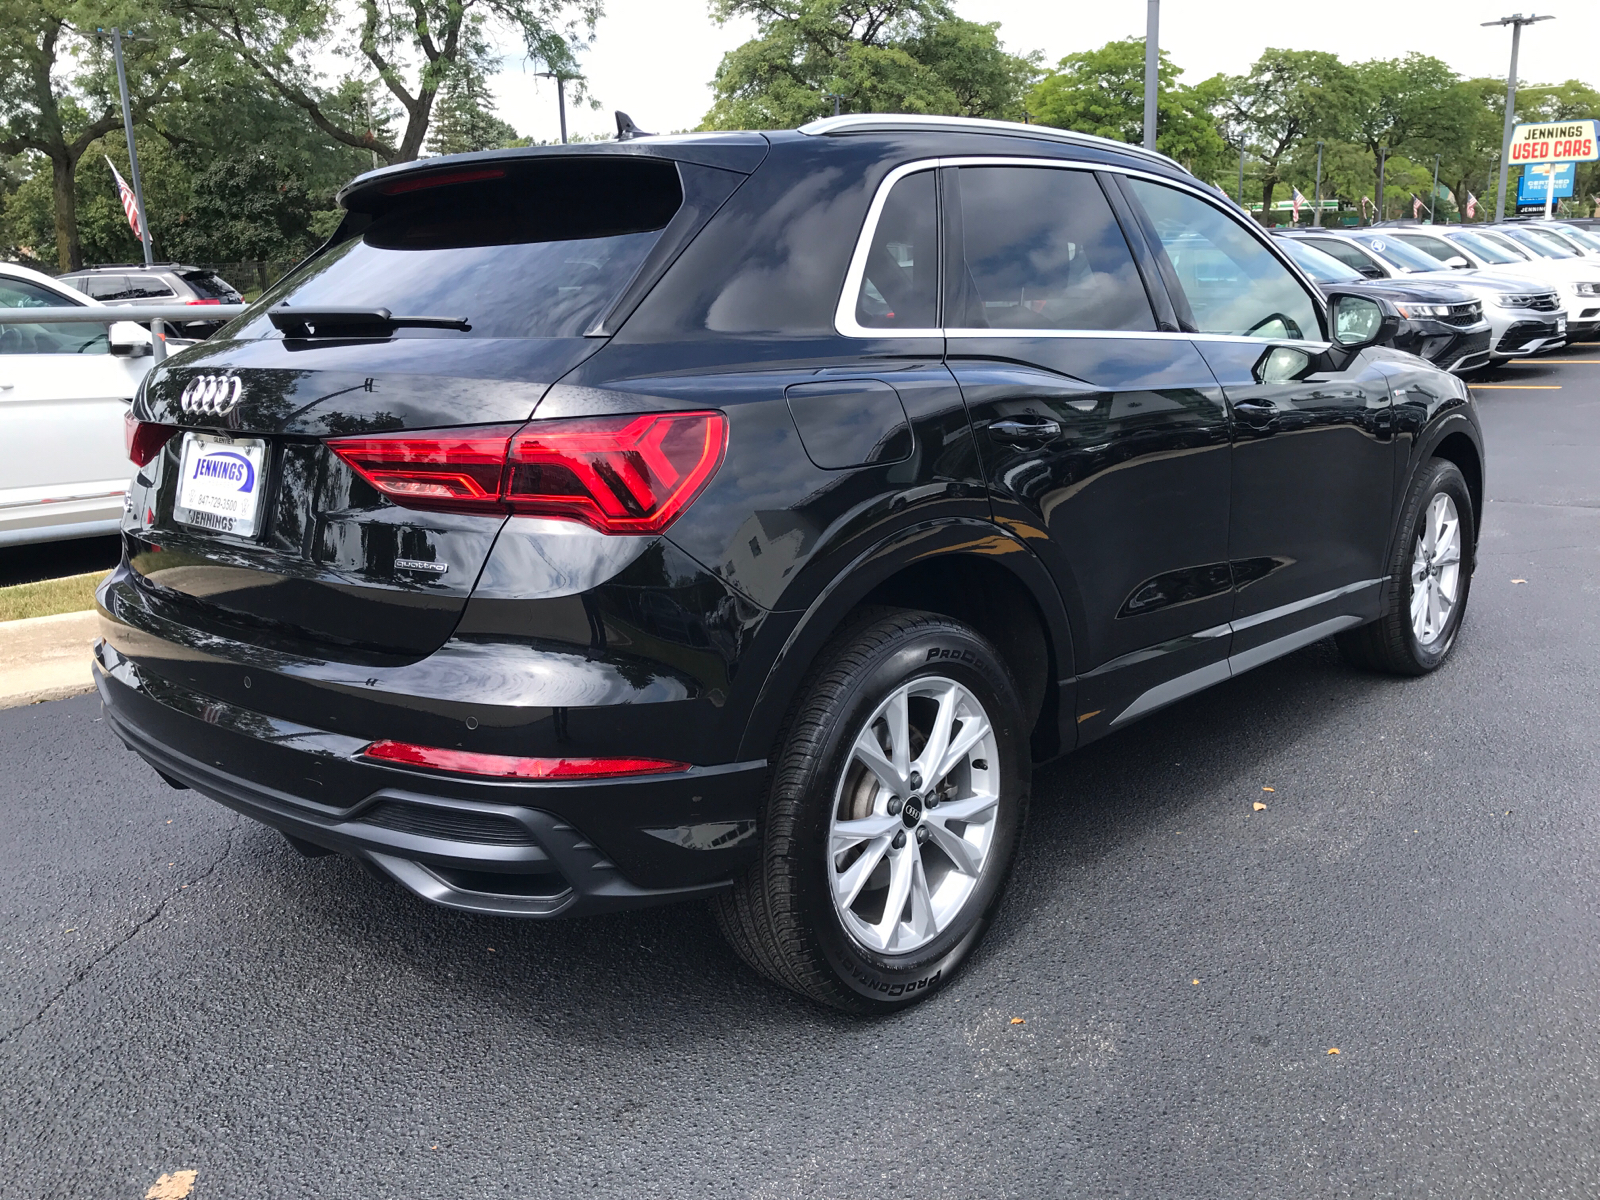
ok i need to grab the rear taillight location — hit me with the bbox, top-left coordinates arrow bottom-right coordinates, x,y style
361,740 -> 689,779
327,411 -> 726,534
185,297 -> 223,306
126,416 -> 176,466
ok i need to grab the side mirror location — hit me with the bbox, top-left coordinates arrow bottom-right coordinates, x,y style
108,319 -> 152,357
1326,291 -> 1400,350
1444,255 -> 1471,269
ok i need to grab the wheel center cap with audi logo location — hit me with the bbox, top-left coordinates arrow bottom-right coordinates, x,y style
180,373 -> 245,417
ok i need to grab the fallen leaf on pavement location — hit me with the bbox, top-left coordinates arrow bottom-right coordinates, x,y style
1327,1048 -> 1340,1055
1010,1017 -> 1025,1025
1192,979 -> 1200,985
1253,801 -> 1267,811
145,1171 -> 197,1200
1511,579 -> 1527,584
1262,786 -> 1275,792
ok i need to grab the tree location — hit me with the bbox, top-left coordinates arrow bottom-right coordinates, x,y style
699,0 -> 1039,130
181,0 -> 600,164
166,150 -> 315,282
1344,55 -> 1478,205
1215,48 -> 1355,223
0,0 -> 196,268
1028,38 -> 1228,181
427,74 -> 521,155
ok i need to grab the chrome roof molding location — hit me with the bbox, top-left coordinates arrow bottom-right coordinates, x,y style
796,113 -> 1191,176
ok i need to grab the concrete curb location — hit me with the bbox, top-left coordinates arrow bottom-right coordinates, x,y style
0,609 -> 99,709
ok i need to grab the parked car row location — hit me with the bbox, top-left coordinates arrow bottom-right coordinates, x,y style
1269,218 -> 1600,375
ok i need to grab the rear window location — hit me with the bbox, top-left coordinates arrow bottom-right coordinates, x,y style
181,270 -> 241,300
237,158 -> 684,340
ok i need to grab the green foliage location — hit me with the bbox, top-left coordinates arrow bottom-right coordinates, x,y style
427,76 -> 523,156
1215,48 -> 1354,214
699,0 -> 1038,129
1028,38 -> 1227,179
165,150 -> 314,263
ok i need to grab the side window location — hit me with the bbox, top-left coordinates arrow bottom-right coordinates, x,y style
950,166 -> 1154,332
0,277 -> 108,355
854,170 -> 938,330
1127,179 -> 1322,340
1301,238 -> 1383,278
1393,233 -> 1459,264
123,277 -> 176,300
83,275 -> 128,300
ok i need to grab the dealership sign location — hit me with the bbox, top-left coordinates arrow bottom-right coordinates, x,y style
1508,119 -> 1600,164
1518,162 -> 1576,205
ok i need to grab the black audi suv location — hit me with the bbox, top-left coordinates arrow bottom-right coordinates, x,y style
102,115 -> 1484,1012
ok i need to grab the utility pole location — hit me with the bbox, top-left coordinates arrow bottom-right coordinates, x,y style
1313,141 -> 1325,227
1484,12 -> 1554,223
535,71 -> 569,143
109,30 -> 152,267
1237,146 -> 1246,204
1429,153 -> 1441,224
1143,0 -> 1159,151
1376,146 -> 1388,222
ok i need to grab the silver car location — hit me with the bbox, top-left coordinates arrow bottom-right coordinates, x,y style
1284,230 -> 1567,360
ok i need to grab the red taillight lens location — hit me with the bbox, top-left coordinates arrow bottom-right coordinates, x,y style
327,425 -> 520,514
503,411 -> 727,533
326,411 -> 726,534
126,416 -> 176,466
361,740 -> 689,779
185,297 -> 223,305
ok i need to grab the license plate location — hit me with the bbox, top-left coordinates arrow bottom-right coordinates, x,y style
174,432 -> 268,537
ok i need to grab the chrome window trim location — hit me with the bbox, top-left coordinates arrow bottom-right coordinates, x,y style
835,155 -> 1329,347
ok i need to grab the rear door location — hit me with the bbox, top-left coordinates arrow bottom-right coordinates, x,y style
942,162 -> 1235,733
1121,178 -> 1395,662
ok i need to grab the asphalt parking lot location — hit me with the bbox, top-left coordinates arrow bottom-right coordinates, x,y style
4,346 -> 1600,1199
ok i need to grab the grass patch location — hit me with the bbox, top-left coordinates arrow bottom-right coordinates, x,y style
0,570 -> 107,623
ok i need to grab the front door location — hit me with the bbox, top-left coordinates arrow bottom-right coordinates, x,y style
941,163 -> 1236,739
1119,177 -> 1396,666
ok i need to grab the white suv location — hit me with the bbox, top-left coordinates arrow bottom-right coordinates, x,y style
0,264 -> 152,547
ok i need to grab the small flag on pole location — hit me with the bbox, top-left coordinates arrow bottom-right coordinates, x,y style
1466,191 -> 1479,219
1291,186 -> 1307,222
105,156 -> 141,241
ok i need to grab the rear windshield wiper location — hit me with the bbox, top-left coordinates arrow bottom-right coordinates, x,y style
268,306 -> 471,338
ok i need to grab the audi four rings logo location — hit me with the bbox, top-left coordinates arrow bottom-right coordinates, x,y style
180,373 -> 245,416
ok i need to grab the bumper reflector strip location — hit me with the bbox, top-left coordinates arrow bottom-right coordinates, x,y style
361,740 -> 689,780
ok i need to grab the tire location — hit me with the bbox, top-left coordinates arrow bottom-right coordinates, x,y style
713,608 -> 1030,1013
1337,458 -> 1475,675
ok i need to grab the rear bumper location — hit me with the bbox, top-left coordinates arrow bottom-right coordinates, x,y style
95,638 -> 766,918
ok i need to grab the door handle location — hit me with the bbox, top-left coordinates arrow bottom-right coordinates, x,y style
1231,401 -> 1277,422
989,417 -> 1062,442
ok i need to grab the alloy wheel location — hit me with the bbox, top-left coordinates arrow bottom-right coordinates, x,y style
827,676 -> 1001,955
1410,492 -> 1462,647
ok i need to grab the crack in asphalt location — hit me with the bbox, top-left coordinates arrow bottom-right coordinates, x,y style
0,818 -> 242,1049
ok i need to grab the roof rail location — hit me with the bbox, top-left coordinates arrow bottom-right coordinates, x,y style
797,113 -> 1190,175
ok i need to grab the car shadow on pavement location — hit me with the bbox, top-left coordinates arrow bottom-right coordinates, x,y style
239,635 -> 1428,1038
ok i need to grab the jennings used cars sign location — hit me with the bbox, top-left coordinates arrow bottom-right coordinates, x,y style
1508,120 -> 1600,165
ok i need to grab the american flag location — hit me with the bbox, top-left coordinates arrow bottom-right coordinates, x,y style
1291,186 -> 1307,222
1466,192 -> 1479,219
105,156 -> 141,241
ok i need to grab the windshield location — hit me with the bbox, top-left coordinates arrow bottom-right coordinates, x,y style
1276,236 -> 1364,283
235,157 -> 683,340
1556,226 -> 1600,253
1523,226 -> 1590,256
1352,235 -> 1446,274
1500,227 -> 1576,259
1451,230 -> 1525,264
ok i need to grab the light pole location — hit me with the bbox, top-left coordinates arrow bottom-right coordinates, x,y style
107,29 -> 152,267
1483,13 -> 1553,223
1376,146 -> 1388,223
535,71 -> 569,143
1143,0 -> 1159,151
1313,141 -> 1324,227
1429,153 -> 1441,224
1237,146 -> 1246,205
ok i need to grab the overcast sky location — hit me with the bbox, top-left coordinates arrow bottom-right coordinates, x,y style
488,0 -> 1599,144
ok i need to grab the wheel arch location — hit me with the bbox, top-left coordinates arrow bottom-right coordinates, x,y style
736,520 -> 1076,765
1427,427 -> 1484,538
